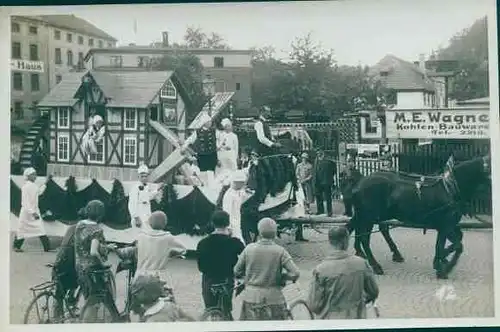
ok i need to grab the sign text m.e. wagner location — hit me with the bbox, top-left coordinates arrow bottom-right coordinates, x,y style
385,109 -> 489,139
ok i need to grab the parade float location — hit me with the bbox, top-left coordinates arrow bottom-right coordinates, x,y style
10,68 -> 329,250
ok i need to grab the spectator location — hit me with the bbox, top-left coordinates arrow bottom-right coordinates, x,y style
339,157 -> 363,217
312,149 -> 336,216
197,210 -> 245,320
296,152 -> 314,213
130,275 -> 195,322
307,226 -> 379,319
52,223 -> 78,319
234,217 -> 300,320
114,211 -> 186,286
74,200 -> 116,322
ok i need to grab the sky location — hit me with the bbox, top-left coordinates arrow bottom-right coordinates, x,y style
9,0 -> 494,66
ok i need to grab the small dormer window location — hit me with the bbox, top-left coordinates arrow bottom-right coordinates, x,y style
161,80 -> 177,99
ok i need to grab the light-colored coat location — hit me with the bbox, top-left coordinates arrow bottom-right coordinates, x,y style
217,131 -> 239,172
18,181 -> 46,239
222,187 -> 250,245
128,183 -> 161,230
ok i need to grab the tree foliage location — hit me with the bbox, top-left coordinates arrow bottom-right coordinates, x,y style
434,16 -> 488,100
183,26 -> 230,49
250,34 -> 384,121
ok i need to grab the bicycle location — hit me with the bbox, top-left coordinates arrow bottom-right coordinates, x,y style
240,280 -> 314,320
79,246 -> 185,323
200,279 -> 314,321
23,263 -> 82,324
200,280 -> 238,321
78,257 -> 135,323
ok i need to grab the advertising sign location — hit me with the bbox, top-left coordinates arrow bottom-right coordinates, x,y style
10,59 -> 44,73
386,109 -> 489,139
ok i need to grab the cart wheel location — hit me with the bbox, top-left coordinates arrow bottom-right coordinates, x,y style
23,291 -> 58,324
288,299 -> 314,320
200,308 -> 227,321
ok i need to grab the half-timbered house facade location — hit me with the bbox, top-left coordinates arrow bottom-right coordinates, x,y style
37,70 -> 192,181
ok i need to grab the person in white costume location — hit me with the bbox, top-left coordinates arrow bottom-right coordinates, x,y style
128,165 -> 163,229
217,118 -> 239,173
13,167 -> 51,252
82,114 -> 106,157
222,170 -> 250,245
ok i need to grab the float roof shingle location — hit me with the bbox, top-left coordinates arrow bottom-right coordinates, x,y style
37,72 -> 85,107
38,71 -> 175,109
91,71 -> 174,108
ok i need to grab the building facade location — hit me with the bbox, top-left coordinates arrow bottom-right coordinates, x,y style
84,45 -> 253,113
11,15 -> 117,130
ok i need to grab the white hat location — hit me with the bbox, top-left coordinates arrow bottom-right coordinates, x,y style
138,164 -> 149,174
93,115 -> 103,124
23,167 -> 36,178
231,170 -> 247,183
221,118 -> 232,127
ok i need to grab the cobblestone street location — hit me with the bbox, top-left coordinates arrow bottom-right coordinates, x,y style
9,227 -> 494,323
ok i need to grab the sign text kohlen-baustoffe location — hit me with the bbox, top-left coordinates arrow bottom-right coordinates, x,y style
386,109 -> 489,139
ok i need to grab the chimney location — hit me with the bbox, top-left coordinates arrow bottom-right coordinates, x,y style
418,53 -> 426,73
162,32 -> 169,47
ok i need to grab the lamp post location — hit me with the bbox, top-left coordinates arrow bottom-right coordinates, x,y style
202,78 -> 216,117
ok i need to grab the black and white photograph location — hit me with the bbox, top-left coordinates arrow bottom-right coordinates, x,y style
4,0 -> 499,330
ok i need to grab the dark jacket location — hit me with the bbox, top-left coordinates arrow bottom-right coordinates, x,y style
340,167 -> 363,196
313,157 -> 336,187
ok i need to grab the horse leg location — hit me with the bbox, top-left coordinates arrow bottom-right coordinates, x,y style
443,226 -> 464,276
434,230 -> 449,279
379,224 -> 404,263
347,218 -> 365,258
359,224 -> 384,275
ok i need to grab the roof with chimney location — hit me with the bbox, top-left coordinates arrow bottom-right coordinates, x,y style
84,46 -> 252,61
38,70 -> 192,109
17,15 -> 117,41
370,55 -> 436,92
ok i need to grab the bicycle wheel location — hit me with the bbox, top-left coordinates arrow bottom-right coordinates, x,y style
287,299 -> 314,320
200,308 -> 228,321
79,296 -> 116,323
23,291 -> 57,324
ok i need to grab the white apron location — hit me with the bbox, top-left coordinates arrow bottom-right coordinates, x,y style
17,181 -> 46,239
222,187 -> 248,245
217,131 -> 239,173
128,183 -> 159,230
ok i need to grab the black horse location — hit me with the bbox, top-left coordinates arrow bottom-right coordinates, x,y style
348,156 -> 490,279
240,151 -> 299,244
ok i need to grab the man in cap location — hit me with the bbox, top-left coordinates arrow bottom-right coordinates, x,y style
253,106 -> 281,157
234,217 -> 300,320
313,149 -> 336,216
82,114 -> 106,157
128,164 -> 163,229
13,167 -> 51,252
217,118 -> 239,174
222,170 -> 251,244
182,118 -> 219,186
339,155 -> 363,217
307,225 -> 379,319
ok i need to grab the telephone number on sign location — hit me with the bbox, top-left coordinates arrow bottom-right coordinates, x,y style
430,129 -> 487,137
